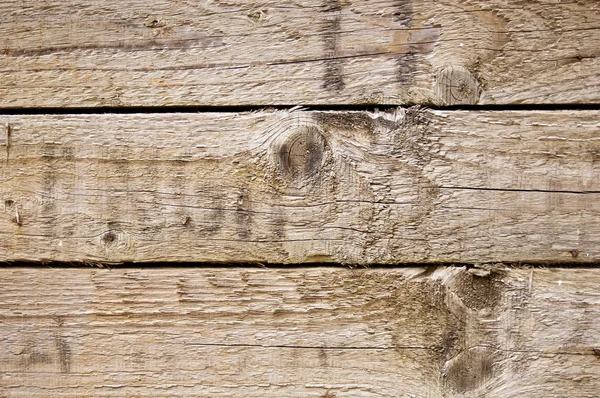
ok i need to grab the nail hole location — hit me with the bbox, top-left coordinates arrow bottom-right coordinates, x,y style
570,249 -> 579,258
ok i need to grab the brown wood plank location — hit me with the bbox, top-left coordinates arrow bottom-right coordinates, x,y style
1,109 -> 600,264
0,0 -> 599,107
0,266 -> 599,397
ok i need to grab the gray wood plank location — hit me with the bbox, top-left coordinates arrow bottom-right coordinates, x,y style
1,109 -> 600,264
0,0 -> 599,107
0,267 -> 598,397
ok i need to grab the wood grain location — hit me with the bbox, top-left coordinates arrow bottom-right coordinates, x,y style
1,0 -> 599,107
1,108 -> 600,264
0,266 -> 598,397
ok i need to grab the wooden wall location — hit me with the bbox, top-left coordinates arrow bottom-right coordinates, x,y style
1,1 -> 599,396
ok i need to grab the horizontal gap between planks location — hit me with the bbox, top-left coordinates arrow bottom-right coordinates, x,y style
1,103 -> 600,115
2,261 -> 600,269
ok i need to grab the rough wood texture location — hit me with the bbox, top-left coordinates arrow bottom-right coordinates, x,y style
0,266 -> 598,397
1,109 -> 600,264
1,0 -> 599,107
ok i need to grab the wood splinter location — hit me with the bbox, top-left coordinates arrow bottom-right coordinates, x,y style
13,205 -> 22,226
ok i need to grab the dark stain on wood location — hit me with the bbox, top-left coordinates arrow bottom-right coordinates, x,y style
394,0 -> 416,86
271,208 -> 287,240
41,144 -> 58,233
318,348 -> 328,367
322,1 -> 345,92
41,143 -> 58,160
26,351 -> 53,367
53,317 -> 71,373
169,161 -> 189,232
315,111 -> 380,151
191,181 -> 224,235
17,340 -> 53,370
314,112 -> 375,135
194,191 -> 225,235
397,51 -> 418,87
4,29 -> 220,57
323,0 -> 342,12
393,0 -> 413,27
61,146 -> 77,238
61,146 -> 75,160
205,206 -> 225,234
235,189 -> 252,240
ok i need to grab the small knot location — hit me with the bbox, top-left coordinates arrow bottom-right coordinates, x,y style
247,9 -> 268,23
97,228 -> 132,256
435,66 -> 481,105
144,17 -> 165,28
101,231 -> 118,246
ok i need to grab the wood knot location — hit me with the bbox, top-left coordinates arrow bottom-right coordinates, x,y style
247,9 -> 268,23
443,346 -> 498,393
101,231 -> 118,246
273,125 -> 329,187
435,66 -> 481,105
99,229 -> 131,253
144,17 -> 166,28
452,271 -> 503,311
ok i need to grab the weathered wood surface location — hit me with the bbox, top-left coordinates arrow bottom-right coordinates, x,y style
1,109 -> 600,264
1,0 -> 599,107
0,266 -> 598,397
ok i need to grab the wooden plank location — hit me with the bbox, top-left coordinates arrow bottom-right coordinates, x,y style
1,109 -> 600,264
0,266 -> 598,397
1,0 -> 599,107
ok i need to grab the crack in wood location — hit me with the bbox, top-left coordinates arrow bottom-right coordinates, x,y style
186,343 -> 431,350
438,186 -> 600,195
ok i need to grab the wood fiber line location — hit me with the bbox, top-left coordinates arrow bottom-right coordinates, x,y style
0,267 -> 599,397
0,109 -> 599,264
0,0 -> 599,107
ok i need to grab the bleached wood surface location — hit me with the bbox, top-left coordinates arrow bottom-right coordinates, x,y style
1,0 -> 599,107
1,109 -> 599,264
0,266 -> 598,397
